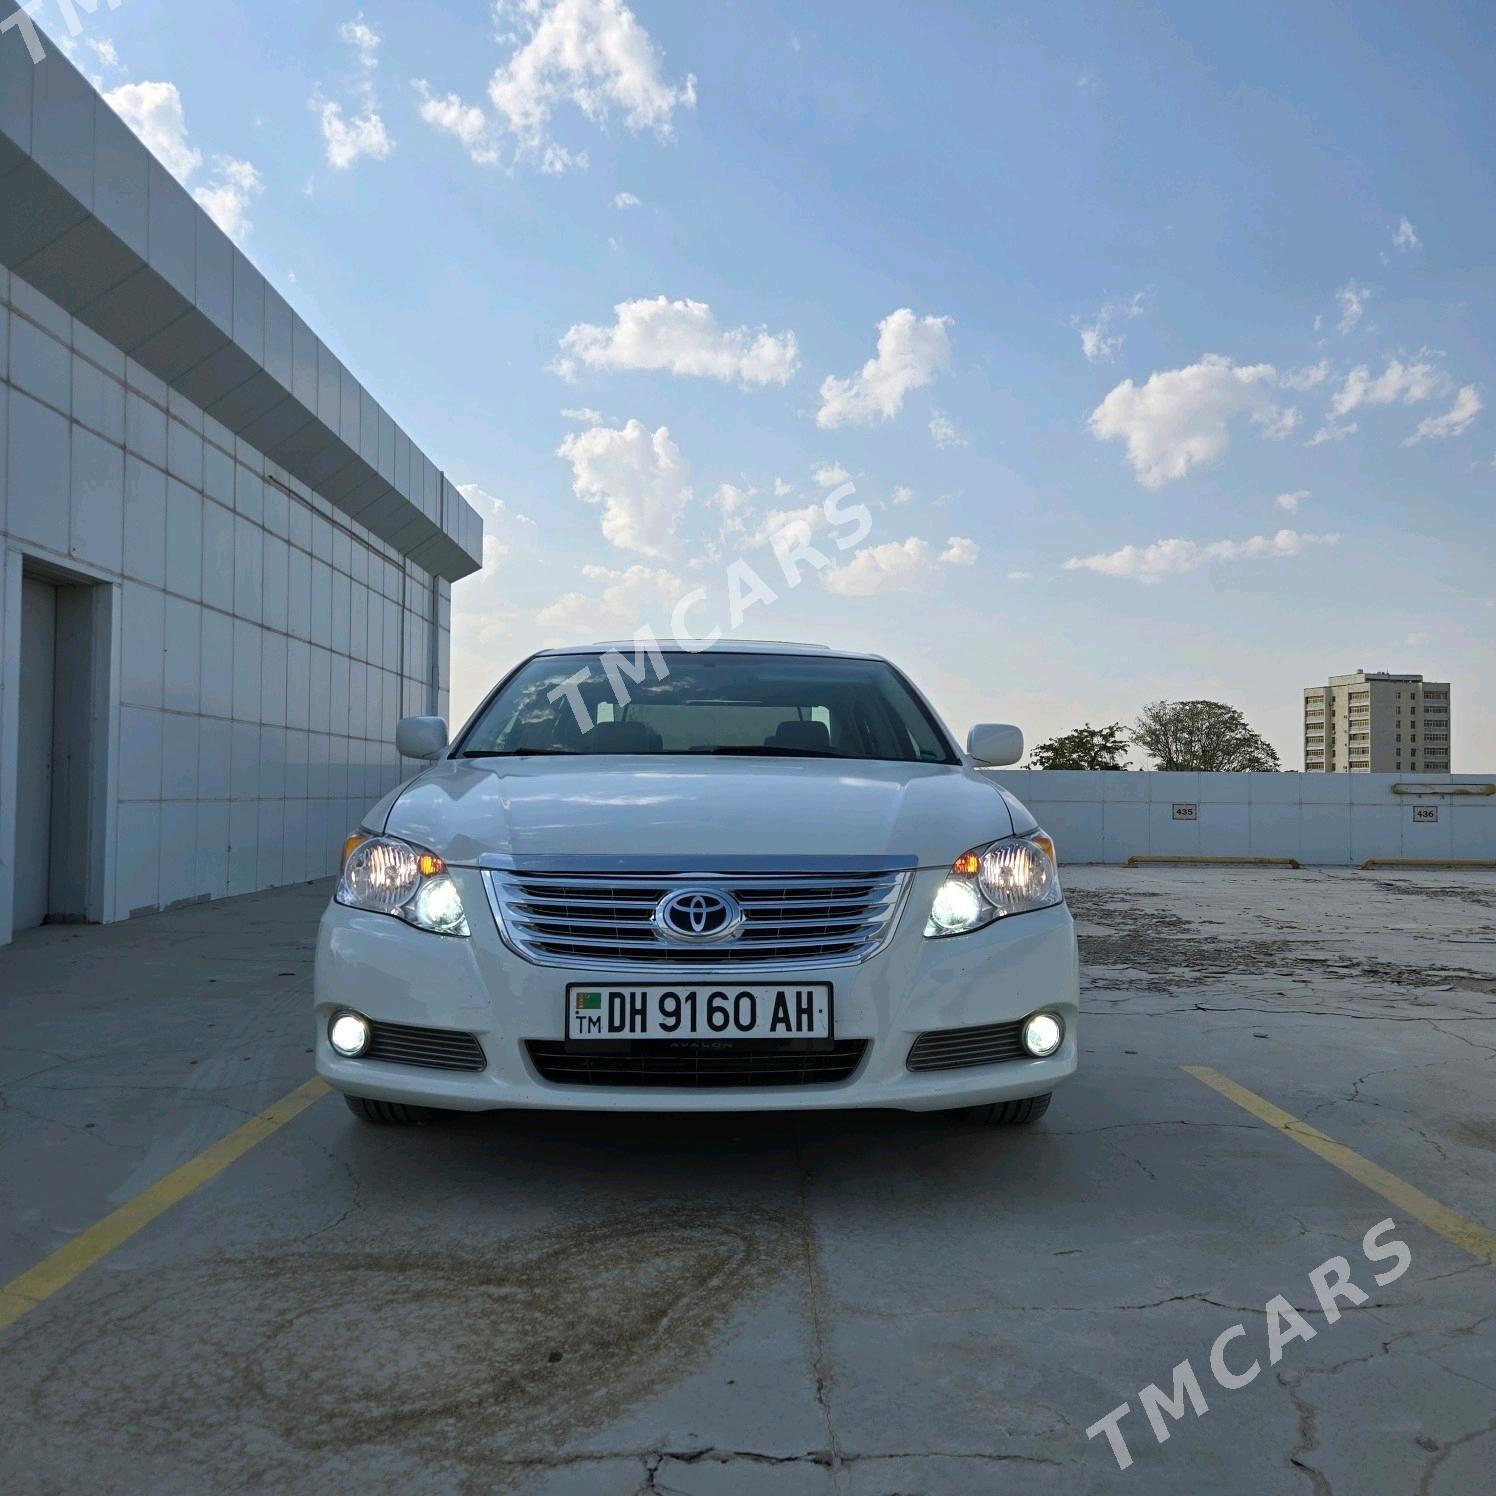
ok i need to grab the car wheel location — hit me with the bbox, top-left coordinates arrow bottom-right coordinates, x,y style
344,1094 -> 438,1125
956,1092 -> 1052,1126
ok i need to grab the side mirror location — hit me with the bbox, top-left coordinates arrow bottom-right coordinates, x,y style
396,715 -> 449,760
967,723 -> 1024,766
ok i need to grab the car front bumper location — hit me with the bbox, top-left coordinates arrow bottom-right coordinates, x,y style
313,867 -> 1079,1113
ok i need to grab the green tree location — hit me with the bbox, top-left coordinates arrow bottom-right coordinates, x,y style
1027,723 -> 1130,770
1130,700 -> 1281,772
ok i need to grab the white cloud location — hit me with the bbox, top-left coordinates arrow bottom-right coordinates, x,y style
458,482 -> 538,570
192,157 -> 265,241
1308,421 -> 1358,446
751,503 -> 825,559
1063,528 -> 1339,584
1393,216 -> 1421,251
319,104 -> 394,168
1330,358 -> 1442,418
1404,385 -> 1481,444
1007,570 -> 1033,581
339,15 -> 381,67
772,477 -> 795,497
1281,361 -> 1331,390
103,82 -> 263,242
1088,355 -> 1295,486
413,83 -> 501,165
1274,489 -> 1309,512
816,309 -> 953,429
1336,282 -> 1369,334
316,15 -> 393,169
890,485 -> 914,505
612,191 -> 641,208
537,562 -> 685,631
556,419 -> 691,555
87,37 -> 120,71
940,536 -> 979,565
486,0 -> 697,172
556,297 -> 799,386
713,482 -> 756,523
561,406 -> 604,423
812,462 -> 850,488
1072,290 -> 1146,363
928,409 -> 966,448
822,537 -> 934,596
103,81 -> 203,180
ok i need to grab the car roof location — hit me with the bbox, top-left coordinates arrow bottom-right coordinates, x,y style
532,639 -> 888,662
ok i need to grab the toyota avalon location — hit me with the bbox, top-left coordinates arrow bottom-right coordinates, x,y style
314,643 -> 1078,1126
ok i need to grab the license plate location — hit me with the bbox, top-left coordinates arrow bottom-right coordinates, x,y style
566,984 -> 832,1042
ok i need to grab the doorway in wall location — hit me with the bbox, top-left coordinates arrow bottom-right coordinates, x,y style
14,566 -> 106,931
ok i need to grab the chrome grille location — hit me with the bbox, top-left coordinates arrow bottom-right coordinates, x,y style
483,866 -> 909,969
906,1020 -> 1027,1072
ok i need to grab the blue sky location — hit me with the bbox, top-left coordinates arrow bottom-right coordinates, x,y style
42,0 -> 1495,766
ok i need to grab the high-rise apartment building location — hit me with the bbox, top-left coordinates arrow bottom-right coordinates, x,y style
1303,672 -> 1451,773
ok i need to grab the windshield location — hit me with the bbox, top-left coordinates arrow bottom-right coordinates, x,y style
457,651 -> 960,763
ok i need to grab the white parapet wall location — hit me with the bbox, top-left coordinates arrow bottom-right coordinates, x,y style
982,772 -> 1496,866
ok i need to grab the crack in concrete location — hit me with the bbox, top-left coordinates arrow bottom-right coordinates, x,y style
1044,1119 -> 1264,1134
851,1293 -> 1410,1320
791,1121 -> 844,1492
626,1444 -> 1075,1487
1276,1368 -> 1334,1496
1415,1414 -> 1496,1496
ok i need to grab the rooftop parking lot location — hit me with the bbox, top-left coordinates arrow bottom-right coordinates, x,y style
1,865 -> 1492,1494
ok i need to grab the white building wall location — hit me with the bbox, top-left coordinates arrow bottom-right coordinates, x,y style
0,266 -> 453,931
986,770 -> 1496,865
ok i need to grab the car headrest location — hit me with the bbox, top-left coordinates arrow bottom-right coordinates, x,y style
766,719 -> 831,751
582,720 -> 663,753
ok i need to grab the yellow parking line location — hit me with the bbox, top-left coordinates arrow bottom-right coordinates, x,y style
1183,1065 -> 1496,1266
0,1077 -> 330,1334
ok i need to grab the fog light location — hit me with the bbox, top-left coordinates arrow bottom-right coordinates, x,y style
329,1011 -> 371,1057
1021,1011 -> 1064,1057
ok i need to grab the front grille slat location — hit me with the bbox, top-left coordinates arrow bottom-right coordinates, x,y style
510,925 -> 675,948
906,1021 -> 1028,1072
485,867 -> 909,969
365,1019 -> 487,1072
525,1039 -> 869,1088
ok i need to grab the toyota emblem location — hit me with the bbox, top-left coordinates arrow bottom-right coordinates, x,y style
653,887 -> 745,944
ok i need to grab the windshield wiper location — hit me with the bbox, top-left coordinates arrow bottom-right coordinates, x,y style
699,746 -> 858,759
462,748 -> 581,757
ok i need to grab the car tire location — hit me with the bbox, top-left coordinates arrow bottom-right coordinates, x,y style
344,1094 -> 438,1126
957,1092 -> 1052,1126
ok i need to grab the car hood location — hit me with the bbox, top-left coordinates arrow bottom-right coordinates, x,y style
371,758 -> 1022,868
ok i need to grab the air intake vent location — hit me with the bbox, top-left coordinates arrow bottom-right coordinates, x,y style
906,1020 -> 1027,1072
525,1039 -> 868,1088
366,1020 -> 486,1071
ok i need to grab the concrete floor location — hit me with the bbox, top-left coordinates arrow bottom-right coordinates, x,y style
1,866 -> 1492,1494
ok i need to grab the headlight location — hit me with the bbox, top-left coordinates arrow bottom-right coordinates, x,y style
924,832 -> 1061,937
336,833 -> 470,936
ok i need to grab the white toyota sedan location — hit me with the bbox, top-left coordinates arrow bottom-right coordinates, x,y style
314,642 -> 1078,1127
